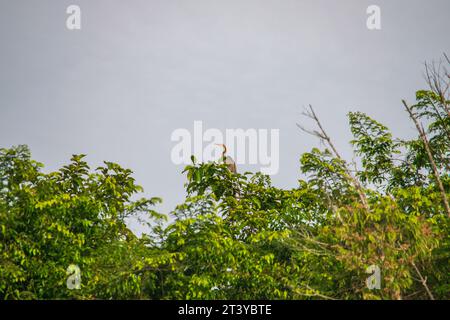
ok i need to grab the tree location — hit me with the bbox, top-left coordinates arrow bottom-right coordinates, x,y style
0,146 -> 163,299
1,56 -> 449,299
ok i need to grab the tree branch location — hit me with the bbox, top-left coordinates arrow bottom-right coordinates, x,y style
298,105 -> 370,210
411,261 -> 435,300
402,100 -> 450,217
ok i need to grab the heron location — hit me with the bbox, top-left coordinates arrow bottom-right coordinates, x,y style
216,144 -> 237,174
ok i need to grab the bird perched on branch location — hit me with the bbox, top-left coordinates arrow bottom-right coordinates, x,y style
216,144 -> 237,174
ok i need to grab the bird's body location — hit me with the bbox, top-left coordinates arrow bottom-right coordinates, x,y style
224,155 -> 237,174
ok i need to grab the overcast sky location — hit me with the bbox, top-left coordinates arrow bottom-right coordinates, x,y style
1,0 -> 449,234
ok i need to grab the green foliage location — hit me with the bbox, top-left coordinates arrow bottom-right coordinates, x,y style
0,146 -> 163,299
1,63 -> 449,299
349,112 -> 397,186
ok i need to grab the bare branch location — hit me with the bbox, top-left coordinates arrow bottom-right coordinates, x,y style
298,105 -> 370,210
402,100 -> 450,218
444,52 -> 450,65
423,57 -> 450,117
411,261 -> 435,300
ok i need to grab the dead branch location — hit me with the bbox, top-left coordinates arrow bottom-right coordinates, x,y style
411,261 -> 435,300
403,100 -> 450,218
298,105 -> 370,211
424,58 -> 450,117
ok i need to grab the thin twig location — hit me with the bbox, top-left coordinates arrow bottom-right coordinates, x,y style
411,261 -> 435,300
298,105 -> 370,210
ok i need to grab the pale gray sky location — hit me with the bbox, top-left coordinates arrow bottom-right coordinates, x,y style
1,0 -> 449,234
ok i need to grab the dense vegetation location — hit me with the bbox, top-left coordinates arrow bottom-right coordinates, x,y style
1,59 -> 449,300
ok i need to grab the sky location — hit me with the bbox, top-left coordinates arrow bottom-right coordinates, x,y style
1,0 -> 449,234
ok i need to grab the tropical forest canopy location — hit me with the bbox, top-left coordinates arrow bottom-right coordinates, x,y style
1,58 -> 449,300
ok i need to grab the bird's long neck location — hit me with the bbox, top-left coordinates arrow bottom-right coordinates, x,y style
222,144 -> 227,158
